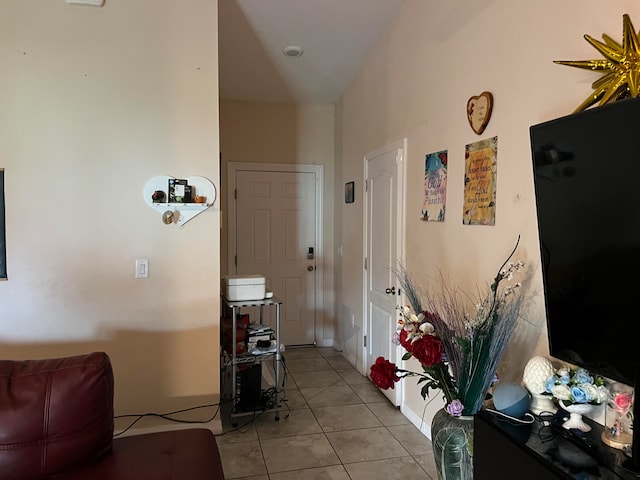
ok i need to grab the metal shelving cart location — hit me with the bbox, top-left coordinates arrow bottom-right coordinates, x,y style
221,296 -> 283,425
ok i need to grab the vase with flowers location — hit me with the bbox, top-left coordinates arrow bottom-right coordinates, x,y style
369,237 -> 528,480
543,366 -> 609,432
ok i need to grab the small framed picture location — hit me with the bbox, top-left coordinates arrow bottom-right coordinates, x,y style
345,181 -> 355,204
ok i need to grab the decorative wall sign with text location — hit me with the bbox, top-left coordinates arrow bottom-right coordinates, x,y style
421,150 -> 447,222
463,136 -> 497,225
466,91 -> 493,135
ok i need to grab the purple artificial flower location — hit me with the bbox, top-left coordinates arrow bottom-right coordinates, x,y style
392,332 -> 401,346
446,399 -> 464,416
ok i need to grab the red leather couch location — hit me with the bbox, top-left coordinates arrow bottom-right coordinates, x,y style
0,352 -> 225,479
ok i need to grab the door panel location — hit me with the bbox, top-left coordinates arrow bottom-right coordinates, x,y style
234,169 -> 316,346
364,140 -> 405,406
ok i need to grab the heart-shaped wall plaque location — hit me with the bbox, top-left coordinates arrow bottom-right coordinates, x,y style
466,91 -> 493,135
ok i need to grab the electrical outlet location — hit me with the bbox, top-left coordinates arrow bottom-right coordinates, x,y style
135,259 -> 149,279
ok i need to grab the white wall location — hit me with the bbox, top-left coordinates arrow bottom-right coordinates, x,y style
0,0 -> 221,430
337,0 -> 640,435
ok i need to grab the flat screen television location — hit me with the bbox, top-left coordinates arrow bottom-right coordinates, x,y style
530,97 -> 640,470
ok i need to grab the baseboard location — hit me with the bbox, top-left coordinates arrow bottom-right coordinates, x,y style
400,397 -> 444,441
318,338 -> 334,348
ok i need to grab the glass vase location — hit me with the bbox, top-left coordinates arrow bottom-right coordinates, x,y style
601,383 -> 634,450
431,408 -> 474,480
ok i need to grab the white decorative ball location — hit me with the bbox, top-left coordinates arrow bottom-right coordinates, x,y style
522,356 -> 555,394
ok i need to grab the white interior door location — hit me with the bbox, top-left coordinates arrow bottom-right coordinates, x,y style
364,140 -> 405,406
228,163 -> 321,346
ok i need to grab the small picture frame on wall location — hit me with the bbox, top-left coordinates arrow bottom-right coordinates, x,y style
345,181 -> 355,204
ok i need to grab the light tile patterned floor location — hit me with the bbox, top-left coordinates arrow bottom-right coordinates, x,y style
216,346 -> 437,479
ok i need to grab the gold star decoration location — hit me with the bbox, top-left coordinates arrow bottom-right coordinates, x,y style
555,14 -> 640,112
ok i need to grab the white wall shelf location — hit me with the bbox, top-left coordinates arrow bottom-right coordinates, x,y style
143,175 -> 216,226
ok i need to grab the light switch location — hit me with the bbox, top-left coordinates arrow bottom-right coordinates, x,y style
135,259 -> 149,279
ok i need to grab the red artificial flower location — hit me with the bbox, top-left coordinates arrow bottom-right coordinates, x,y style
370,356 -> 400,390
411,334 -> 444,368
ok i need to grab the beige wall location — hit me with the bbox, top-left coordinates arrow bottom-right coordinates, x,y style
0,0 -> 221,431
337,0 -> 640,434
219,100 -> 336,345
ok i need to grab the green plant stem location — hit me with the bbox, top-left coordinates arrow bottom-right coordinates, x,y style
396,363 -> 457,404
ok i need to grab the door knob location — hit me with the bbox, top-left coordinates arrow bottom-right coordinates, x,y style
385,287 -> 396,295
307,265 -> 314,271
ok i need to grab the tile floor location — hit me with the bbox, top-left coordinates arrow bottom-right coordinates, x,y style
216,346 -> 438,479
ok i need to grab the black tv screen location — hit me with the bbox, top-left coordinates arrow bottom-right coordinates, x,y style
530,97 -> 640,387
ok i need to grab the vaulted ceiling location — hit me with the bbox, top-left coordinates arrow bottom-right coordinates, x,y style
218,0 -> 405,104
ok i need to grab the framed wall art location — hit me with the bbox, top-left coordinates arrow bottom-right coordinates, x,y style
345,181 -> 354,204
463,136 -> 497,225
421,150 -> 447,222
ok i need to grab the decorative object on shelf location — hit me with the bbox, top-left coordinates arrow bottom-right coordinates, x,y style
523,356 -> 557,415
466,91 -> 493,135
492,383 -> 530,418
162,210 -> 175,225
555,14 -> 640,112
168,178 -> 189,203
369,236 -> 529,480
602,382 -> 634,449
143,175 -> 216,226
559,400 -> 594,432
151,190 -> 165,203
544,365 -> 609,432
431,408 -> 474,480
344,181 -> 354,204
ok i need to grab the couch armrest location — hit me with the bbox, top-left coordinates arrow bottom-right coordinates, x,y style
0,352 -> 114,479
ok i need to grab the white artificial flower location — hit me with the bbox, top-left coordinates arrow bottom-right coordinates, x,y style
551,384 -> 572,401
419,322 -> 435,334
596,385 -> 610,403
581,384 -> 599,402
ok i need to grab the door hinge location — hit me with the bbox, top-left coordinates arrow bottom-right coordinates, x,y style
364,257 -> 368,270
234,188 -> 237,200
365,179 -> 368,192
234,255 -> 237,266
364,335 -> 367,347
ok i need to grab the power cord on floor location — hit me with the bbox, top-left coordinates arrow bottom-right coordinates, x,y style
113,399 -> 229,438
